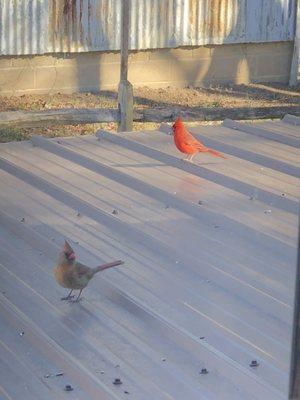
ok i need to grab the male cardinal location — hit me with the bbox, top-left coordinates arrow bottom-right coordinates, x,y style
172,117 -> 227,162
54,241 -> 124,302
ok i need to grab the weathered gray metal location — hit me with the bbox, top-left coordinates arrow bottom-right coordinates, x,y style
289,0 -> 300,86
289,220 -> 300,399
118,0 -> 133,132
0,0 -> 297,55
0,117 -> 299,399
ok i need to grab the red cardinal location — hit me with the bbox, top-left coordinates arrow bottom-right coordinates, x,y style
54,241 -> 124,302
172,117 -> 227,162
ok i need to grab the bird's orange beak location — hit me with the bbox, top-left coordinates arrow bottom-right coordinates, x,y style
67,252 -> 75,260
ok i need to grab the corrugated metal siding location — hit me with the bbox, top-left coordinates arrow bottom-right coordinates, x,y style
0,0 -> 297,55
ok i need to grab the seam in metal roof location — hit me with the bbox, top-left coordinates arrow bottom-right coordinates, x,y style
0,117 -> 299,399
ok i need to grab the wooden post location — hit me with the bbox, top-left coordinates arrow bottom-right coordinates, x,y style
289,0 -> 300,86
118,0 -> 133,132
289,221 -> 300,399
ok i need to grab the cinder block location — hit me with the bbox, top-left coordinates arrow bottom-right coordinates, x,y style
149,47 -> 193,61
103,52 -> 120,63
0,67 -> 35,92
148,49 -> 172,60
0,57 -> 12,67
129,50 -> 150,62
34,55 -> 58,66
78,52 -> 106,65
246,41 -> 292,56
254,75 -> 289,84
11,56 -> 32,67
170,47 -> 193,59
210,44 -> 246,59
35,65 -> 78,90
55,53 -> 79,66
236,57 -> 251,84
252,54 -> 291,78
192,46 -> 212,59
171,58 -> 214,84
99,63 -> 122,86
129,60 -> 171,83
207,56 -> 245,81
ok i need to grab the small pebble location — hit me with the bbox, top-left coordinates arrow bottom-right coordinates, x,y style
199,336 -> 205,340
200,368 -> 208,375
21,217 -> 25,222
249,196 -> 255,200
198,200 -> 203,205
64,384 -> 73,392
76,211 -> 81,217
175,261 -> 179,264
124,390 -> 130,395
250,360 -> 259,367
264,209 -> 272,214
161,358 -> 166,362
214,225 -> 219,228
165,205 -> 170,209
115,364 -> 120,368
112,209 -> 119,215
113,378 -> 122,385
55,372 -> 64,377
44,374 -> 51,378
281,193 -> 285,197
19,331 -> 24,336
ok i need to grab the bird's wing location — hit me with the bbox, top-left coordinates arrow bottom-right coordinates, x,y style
182,129 -> 204,149
75,262 -> 93,278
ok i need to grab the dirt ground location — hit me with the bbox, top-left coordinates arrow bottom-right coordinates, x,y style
0,83 -> 299,142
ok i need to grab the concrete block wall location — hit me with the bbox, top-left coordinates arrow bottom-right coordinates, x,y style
0,42 -> 293,95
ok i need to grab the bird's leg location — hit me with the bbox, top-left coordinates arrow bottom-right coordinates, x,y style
61,289 -> 75,301
184,154 -> 193,162
181,154 -> 189,161
189,154 -> 195,163
72,289 -> 83,303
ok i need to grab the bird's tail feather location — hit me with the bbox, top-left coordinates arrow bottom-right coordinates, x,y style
207,148 -> 227,159
93,260 -> 124,274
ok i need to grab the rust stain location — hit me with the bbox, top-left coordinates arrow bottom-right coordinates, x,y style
209,0 -> 221,39
49,0 -> 80,51
189,0 -> 197,27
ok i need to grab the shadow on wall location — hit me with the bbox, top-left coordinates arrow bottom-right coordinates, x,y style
44,0 -> 287,93
162,0 -> 286,86
50,0 -> 112,93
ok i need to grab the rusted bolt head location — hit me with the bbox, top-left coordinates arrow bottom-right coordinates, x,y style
200,368 -> 208,374
250,360 -> 259,367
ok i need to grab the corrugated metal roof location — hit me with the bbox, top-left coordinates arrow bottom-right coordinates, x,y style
0,0 -> 297,55
0,116 -> 299,399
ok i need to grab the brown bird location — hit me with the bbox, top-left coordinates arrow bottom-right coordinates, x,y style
54,241 -> 124,302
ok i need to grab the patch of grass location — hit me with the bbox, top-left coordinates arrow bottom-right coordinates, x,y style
0,128 -> 30,143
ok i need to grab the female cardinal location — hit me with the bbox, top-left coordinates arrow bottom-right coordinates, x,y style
172,117 -> 227,162
54,241 -> 124,302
